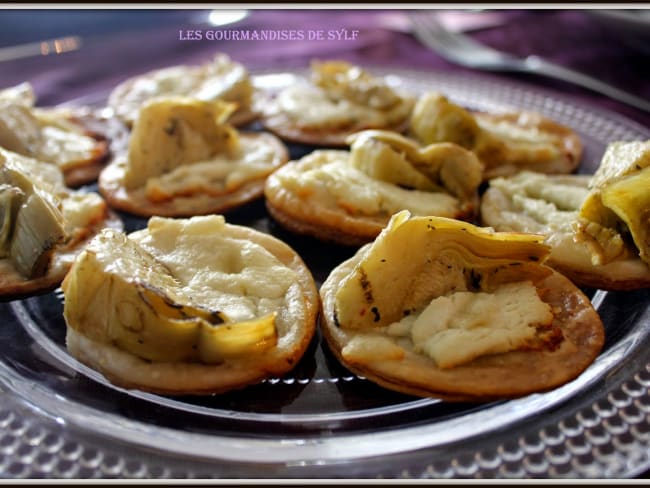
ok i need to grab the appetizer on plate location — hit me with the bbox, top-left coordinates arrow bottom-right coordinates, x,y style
62,214 -> 319,395
99,96 -> 288,217
410,92 -> 583,179
108,53 -> 258,128
0,147 -> 121,300
264,130 -> 483,246
481,141 -> 650,290
320,211 -> 605,401
0,82 -> 112,187
261,60 -> 415,147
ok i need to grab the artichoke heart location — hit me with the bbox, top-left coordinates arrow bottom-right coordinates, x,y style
410,92 -> 481,148
123,97 -> 241,189
0,184 -> 23,257
346,130 -> 483,200
62,227 -> 278,364
0,150 -> 66,278
196,54 -> 254,108
311,60 -> 401,109
198,312 -> 277,364
0,101 -> 44,157
576,141 -> 650,266
335,210 -> 551,331
347,131 -> 439,191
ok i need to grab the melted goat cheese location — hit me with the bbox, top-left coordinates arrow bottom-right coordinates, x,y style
388,281 -> 553,368
275,151 -> 461,217
130,216 -> 300,323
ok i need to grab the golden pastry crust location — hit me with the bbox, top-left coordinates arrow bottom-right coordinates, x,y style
320,246 -> 604,402
99,132 -> 288,217
480,177 -> 650,290
264,149 -> 479,246
65,222 -> 319,395
0,209 -> 121,301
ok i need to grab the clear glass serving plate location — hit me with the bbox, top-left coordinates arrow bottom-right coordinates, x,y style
1,67 -> 649,479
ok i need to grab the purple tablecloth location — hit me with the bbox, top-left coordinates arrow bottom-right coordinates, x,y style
1,9 -> 648,129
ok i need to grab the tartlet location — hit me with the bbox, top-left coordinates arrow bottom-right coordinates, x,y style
264,130 -> 483,246
261,60 -> 415,147
63,215 -> 319,395
320,211 -> 605,401
99,97 -> 288,217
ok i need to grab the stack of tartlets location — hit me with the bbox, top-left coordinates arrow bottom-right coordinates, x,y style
2,54 -> 647,402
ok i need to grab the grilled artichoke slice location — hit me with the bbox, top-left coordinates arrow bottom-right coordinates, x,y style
124,97 -> 239,189
0,151 -> 66,278
0,82 -> 36,105
0,184 -> 23,257
335,210 -> 551,331
576,141 -> 650,266
0,102 -> 44,157
410,92 -> 481,148
311,60 -> 402,110
347,130 -> 484,200
347,131 -> 438,191
62,225 -> 278,364
409,92 -> 582,179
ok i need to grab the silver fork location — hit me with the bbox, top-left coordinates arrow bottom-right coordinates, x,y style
410,11 -> 650,113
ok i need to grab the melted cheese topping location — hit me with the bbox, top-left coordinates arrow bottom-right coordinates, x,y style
385,281 -> 553,368
477,116 -> 558,152
129,216 -> 301,324
274,150 -> 461,217
144,136 -> 277,201
273,83 -> 412,129
488,171 -> 589,234
37,125 -> 99,171
62,192 -> 108,234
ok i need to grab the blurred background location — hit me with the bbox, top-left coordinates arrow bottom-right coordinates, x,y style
0,8 -> 648,125
0,10 -> 203,47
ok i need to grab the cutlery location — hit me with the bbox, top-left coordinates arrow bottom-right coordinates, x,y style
410,11 -> 650,113
0,36 -> 82,63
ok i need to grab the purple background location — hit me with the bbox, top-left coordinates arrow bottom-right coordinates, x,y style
0,9 -> 648,129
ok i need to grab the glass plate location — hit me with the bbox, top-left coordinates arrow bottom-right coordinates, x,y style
1,67 -> 649,479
